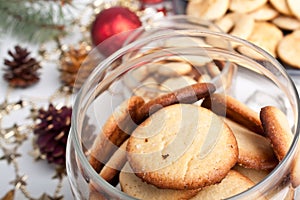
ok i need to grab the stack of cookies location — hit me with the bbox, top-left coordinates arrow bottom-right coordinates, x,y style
122,58 -> 230,102
88,81 -> 299,199
186,0 -> 300,69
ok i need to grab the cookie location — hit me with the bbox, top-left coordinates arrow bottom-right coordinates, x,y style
186,0 -> 229,21
225,118 -> 278,170
123,66 -> 149,89
158,61 -> 192,77
247,22 -> 283,57
160,76 -> 197,92
119,163 -> 199,200
132,77 -> 162,101
277,30 -> 300,69
89,96 -> 145,173
260,106 -> 293,161
229,0 -> 267,13
137,82 -> 216,121
287,0 -> 300,20
89,189 -> 107,200
248,3 -> 279,21
190,170 -> 255,200
233,165 -> 270,184
215,12 -> 254,40
201,93 -> 264,135
272,15 -> 300,30
127,104 -> 238,190
291,152 -> 300,188
164,37 -> 211,48
269,0 -> 293,16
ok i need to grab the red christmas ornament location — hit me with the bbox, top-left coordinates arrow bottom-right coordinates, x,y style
91,6 -> 142,56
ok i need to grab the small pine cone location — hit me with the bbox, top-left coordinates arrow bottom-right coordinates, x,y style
33,104 -> 72,166
59,43 -> 98,90
3,45 -> 41,88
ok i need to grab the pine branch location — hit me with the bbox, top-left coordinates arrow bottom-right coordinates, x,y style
0,1 -> 75,43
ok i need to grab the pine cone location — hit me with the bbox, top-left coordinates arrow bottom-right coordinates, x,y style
3,45 -> 41,88
59,43 -> 98,90
33,104 -> 72,166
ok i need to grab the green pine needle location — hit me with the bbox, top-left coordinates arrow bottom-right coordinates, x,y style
0,0 -> 75,43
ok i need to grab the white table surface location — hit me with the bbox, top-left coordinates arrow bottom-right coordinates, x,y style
1,1 -> 300,199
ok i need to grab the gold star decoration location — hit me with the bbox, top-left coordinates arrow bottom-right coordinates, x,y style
37,193 -> 63,200
0,126 -> 15,140
29,105 -> 41,121
0,100 -> 26,119
1,124 -> 28,144
0,146 -> 21,164
9,175 -> 27,189
14,130 -> 28,145
29,146 -> 46,161
52,166 -> 66,180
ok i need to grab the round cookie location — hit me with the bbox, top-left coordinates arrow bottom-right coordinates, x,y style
229,0 -> 267,13
186,0 -> 229,21
190,170 -> 255,200
291,152 -> 300,188
127,104 -> 238,190
287,0 -> 300,20
248,4 -> 279,21
246,22 -> 283,57
225,118 -> 278,170
272,16 -> 300,31
90,83 -> 215,173
157,62 -> 192,77
215,12 -> 254,40
277,30 -> 300,69
233,165 -> 270,184
160,76 -> 197,92
120,163 -> 199,200
270,0 -> 293,16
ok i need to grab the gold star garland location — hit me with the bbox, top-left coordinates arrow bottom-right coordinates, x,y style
0,0 -> 92,197
0,0 -> 149,199
0,97 -> 69,200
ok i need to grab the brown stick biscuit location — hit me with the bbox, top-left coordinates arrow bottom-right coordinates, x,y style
260,106 -> 300,188
127,104 -> 238,190
89,96 -> 145,173
137,82 -> 216,122
260,106 -> 293,161
225,118 -> 278,170
202,93 -> 264,135
99,140 -> 128,182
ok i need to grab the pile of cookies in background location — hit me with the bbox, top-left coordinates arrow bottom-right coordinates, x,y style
186,0 -> 300,69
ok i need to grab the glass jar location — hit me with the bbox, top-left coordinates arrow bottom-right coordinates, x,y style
66,28 -> 300,199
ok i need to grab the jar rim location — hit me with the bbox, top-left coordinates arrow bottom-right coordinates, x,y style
70,29 -> 300,199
